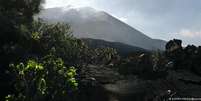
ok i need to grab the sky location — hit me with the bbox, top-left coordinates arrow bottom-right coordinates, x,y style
43,0 -> 201,45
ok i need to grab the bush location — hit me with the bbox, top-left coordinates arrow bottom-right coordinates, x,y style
152,51 -> 168,72
30,20 -> 89,66
6,55 -> 78,101
90,47 -> 118,65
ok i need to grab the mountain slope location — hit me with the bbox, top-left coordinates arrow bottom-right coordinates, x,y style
81,38 -> 147,56
37,7 -> 166,50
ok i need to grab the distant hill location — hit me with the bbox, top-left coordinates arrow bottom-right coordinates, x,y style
82,38 -> 148,56
37,7 -> 166,50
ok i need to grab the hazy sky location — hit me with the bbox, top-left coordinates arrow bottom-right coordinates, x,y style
43,0 -> 201,45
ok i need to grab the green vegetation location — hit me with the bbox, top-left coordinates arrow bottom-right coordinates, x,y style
29,20 -> 89,66
0,0 -> 118,100
6,55 -> 77,101
4,0 -> 200,100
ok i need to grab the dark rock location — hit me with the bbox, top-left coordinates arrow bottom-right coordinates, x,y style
79,64 -> 121,101
103,70 -> 201,101
79,66 -> 201,101
166,70 -> 201,97
165,39 -> 184,70
103,78 -> 154,101
80,65 -> 121,84
165,39 -> 182,53
165,61 -> 174,69
165,39 -> 201,71
184,45 -> 197,55
79,39 -> 201,101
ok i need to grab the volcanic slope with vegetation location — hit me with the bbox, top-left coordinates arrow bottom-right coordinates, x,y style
1,0 -> 201,101
0,0 -> 118,100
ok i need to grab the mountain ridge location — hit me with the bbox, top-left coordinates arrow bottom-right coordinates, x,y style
37,7 -> 166,50
81,38 -> 148,56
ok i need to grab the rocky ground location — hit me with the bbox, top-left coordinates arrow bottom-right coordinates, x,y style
79,68 -> 201,101
78,39 -> 201,101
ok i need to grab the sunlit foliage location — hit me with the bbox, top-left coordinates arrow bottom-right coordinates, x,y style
6,55 -> 78,101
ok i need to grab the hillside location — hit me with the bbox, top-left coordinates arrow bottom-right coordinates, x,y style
37,7 -> 166,50
82,38 -> 147,56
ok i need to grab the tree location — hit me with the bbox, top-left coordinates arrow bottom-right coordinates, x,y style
0,0 -> 44,99
0,0 -> 44,46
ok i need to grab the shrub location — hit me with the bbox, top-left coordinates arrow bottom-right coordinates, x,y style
30,20 -> 89,66
6,55 -> 78,101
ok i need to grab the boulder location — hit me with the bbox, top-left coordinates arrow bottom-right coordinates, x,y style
165,39 -> 182,53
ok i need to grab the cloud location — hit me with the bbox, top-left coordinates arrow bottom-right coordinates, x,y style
43,0 -> 201,45
44,0 -> 96,8
167,29 -> 201,46
176,29 -> 201,38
